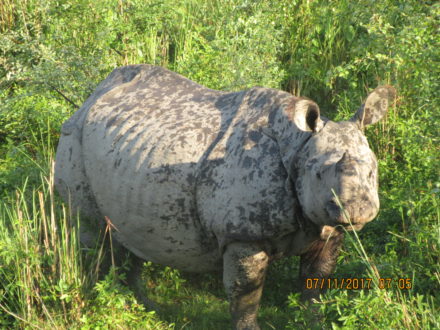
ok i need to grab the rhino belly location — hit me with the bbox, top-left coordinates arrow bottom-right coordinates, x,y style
82,129 -> 222,271
87,161 -> 220,271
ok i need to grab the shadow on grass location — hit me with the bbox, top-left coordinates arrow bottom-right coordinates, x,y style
143,269 -> 295,329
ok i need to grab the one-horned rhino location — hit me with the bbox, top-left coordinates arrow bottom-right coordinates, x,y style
55,65 -> 395,329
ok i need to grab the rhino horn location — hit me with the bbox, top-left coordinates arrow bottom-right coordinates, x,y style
337,151 -> 349,165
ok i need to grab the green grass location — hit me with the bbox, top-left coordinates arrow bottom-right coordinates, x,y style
1,0 -> 439,328
0,163 -> 170,328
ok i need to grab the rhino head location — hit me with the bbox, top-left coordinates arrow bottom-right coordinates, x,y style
292,86 -> 396,232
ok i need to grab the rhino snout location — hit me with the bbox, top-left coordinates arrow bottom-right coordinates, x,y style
325,198 -> 377,230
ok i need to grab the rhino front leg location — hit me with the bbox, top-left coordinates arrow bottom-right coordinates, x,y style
223,242 -> 269,330
299,229 -> 344,301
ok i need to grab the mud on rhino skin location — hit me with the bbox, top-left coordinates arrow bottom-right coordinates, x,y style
54,64 -> 396,329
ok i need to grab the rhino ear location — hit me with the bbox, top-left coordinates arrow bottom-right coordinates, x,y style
291,99 -> 323,132
353,85 -> 396,127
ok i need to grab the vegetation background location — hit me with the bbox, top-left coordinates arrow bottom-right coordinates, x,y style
0,0 -> 438,328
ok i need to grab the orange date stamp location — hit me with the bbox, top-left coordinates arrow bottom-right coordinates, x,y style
304,278 -> 413,290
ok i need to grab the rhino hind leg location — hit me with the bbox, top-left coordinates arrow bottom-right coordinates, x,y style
299,231 -> 344,301
223,242 -> 269,330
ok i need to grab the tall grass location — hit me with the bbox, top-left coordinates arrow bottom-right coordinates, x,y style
0,159 -> 169,328
0,162 -> 83,327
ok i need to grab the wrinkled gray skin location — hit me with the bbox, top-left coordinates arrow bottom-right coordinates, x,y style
55,65 -> 395,329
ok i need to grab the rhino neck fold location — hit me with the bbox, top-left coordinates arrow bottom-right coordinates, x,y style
263,104 -> 317,248
268,106 -> 313,178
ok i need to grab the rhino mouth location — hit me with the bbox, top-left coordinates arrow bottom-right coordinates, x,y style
327,222 -> 364,232
340,222 -> 364,231
319,222 -> 363,240
324,201 -> 365,231
319,223 -> 363,241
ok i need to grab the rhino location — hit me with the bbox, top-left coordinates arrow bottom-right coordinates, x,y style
55,64 -> 395,329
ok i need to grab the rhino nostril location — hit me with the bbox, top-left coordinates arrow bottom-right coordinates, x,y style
326,200 -> 340,213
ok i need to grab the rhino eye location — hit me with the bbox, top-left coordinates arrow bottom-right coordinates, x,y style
316,172 -> 321,180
